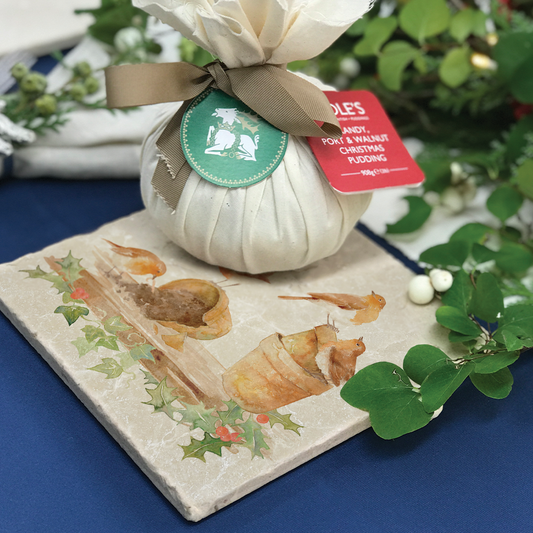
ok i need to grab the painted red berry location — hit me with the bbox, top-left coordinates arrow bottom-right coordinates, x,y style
229,432 -> 242,442
70,288 -> 89,300
256,414 -> 269,424
216,426 -> 229,437
220,434 -> 231,442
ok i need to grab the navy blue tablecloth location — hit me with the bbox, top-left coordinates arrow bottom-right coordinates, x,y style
1,176 -> 532,533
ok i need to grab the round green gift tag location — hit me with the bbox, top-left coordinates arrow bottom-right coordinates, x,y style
181,88 -> 288,187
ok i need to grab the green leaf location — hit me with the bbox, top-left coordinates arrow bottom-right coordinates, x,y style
354,16 -> 398,56
449,8 -> 486,43
264,410 -> 303,435
116,351 -> 136,370
177,402 -> 218,434
419,241 -> 470,268
436,306 -> 481,336
141,369 -> 159,386
495,243 -> 533,273
403,344 -> 449,386
486,186 -> 524,222
54,305 -> 89,326
82,325 -> 107,343
449,223 -> 492,244
468,272 -> 504,323
130,344 -> 156,362
217,400 -> 246,426
71,336 -> 99,357
104,315 -> 132,334
516,159 -> 533,200
493,326 -> 528,352
499,305 -> 533,337
420,362 -> 474,412
439,47 -> 472,88
399,0 -> 450,43
509,55 -> 533,104
473,351 -> 519,374
95,336 -> 120,351
470,367 -> 513,399
179,434 -> 232,463
346,15 -> 369,37
143,377 -> 180,420
55,251 -> 84,285
506,115 -> 533,163
448,331 -> 479,343
237,417 -> 270,458
441,269 -> 473,312
378,41 -> 419,91
341,362 -> 433,439
472,243 -> 498,264
417,157 -> 452,193
20,266 -> 71,294
89,358 -> 123,379
386,196 -> 432,234
493,33 -> 533,82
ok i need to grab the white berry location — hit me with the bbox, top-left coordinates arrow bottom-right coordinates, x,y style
408,275 -> 435,304
339,57 -> 361,78
429,269 -> 453,292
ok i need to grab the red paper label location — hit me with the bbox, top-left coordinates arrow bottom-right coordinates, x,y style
307,90 -> 424,194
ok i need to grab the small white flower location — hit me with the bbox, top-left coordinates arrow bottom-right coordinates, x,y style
441,187 -> 466,214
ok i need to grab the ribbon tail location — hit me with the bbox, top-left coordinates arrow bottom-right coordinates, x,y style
152,101 -> 192,210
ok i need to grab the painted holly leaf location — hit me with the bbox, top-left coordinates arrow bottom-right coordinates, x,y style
20,266 -> 71,294
142,377 -> 180,420
55,251 -> 84,285
82,325 -> 107,343
420,361 -> 474,412
71,336 -> 99,357
470,367 -> 513,399
89,358 -> 123,379
54,305 -> 89,326
104,315 -> 132,335
264,410 -> 303,435
141,369 -> 159,386
177,401 -> 218,434
341,362 -> 433,439
237,417 -> 270,459
130,344 -> 156,362
217,400 -> 245,426
180,434 -> 232,462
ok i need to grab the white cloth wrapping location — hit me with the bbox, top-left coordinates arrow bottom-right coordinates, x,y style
137,0 -> 374,273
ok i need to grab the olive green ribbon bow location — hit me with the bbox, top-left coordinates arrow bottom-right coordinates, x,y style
105,60 -> 342,209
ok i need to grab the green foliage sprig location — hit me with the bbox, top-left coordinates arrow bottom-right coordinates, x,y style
285,0 -> 533,439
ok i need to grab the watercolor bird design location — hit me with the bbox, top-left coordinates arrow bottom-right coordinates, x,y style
103,239 -> 167,289
279,291 -> 386,325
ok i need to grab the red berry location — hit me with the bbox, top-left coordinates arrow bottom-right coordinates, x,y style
220,434 -> 231,442
70,288 -> 89,300
256,414 -> 269,424
229,432 -> 242,442
216,426 -> 229,437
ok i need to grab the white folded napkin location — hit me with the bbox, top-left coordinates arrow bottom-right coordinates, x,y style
1,25 -> 179,179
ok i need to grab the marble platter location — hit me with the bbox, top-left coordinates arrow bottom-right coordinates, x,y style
0,210 -> 446,521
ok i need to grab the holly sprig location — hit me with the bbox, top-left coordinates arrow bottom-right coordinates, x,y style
141,379 -> 303,462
